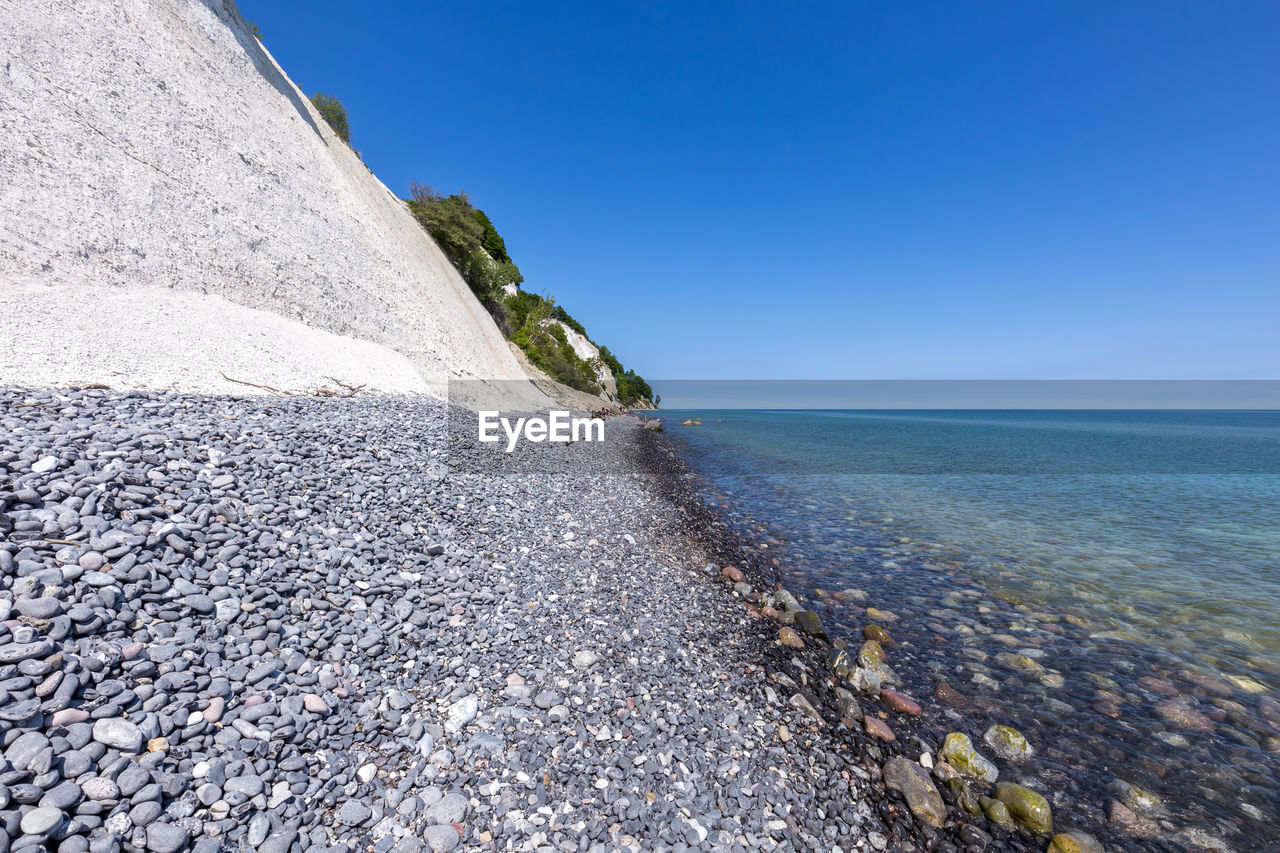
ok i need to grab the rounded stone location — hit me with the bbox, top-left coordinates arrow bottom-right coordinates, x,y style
21,806 -> 65,836
145,822 -> 190,853
92,717 -> 143,753
423,825 -> 459,852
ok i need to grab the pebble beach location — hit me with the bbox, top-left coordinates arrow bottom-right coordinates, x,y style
0,388 -> 902,853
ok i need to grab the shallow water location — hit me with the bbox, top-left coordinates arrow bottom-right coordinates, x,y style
661,410 -> 1280,849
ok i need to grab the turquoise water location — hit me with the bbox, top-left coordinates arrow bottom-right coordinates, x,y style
660,410 -> 1280,849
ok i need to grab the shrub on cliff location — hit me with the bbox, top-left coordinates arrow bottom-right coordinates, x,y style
310,93 -> 350,143
407,185 -> 522,305
506,292 -> 602,395
405,184 -> 653,404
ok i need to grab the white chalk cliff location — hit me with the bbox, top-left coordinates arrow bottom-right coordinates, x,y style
555,322 -> 619,403
0,0 -> 561,404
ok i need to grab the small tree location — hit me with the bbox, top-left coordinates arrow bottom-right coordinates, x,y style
310,93 -> 350,144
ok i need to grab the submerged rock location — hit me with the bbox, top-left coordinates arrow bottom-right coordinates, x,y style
1154,698 -> 1214,732
983,724 -> 1034,762
1048,831 -> 1104,853
862,624 -> 893,644
882,756 -> 945,828
980,796 -> 1017,832
934,681 -> 970,708
880,688 -> 921,715
1108,800 -> 1161,837
939,732 -> 998,783
995,781 -> 1052,834
946,776 -> 982,815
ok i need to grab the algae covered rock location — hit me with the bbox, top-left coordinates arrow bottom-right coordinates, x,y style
855,640 -> 899,685
980,796 -> 1017,832
945,777 -> 982,815
995,781 -> 1052,834
794,610 -> 829,642
983,724 -> 1034,762
858,640 -> 886,667
939,732 -> 999,783
1048,830 -> 1104,853
862,624 -> 893,644
882,756 -> 946,828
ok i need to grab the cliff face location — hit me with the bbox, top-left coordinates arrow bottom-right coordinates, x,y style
0,0 -> 546,399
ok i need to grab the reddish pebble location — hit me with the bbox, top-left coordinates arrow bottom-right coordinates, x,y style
202,697 -> 225,723
51,709 -> 89,726
880,688 -> 921,716
34,672 -> 63,698
864,716 -> 896,742
302,693 -> 328,714
1138,675 -> 1180,697
120,643 -> 145,660
244,694 -> 265,708
721,565 -> 744,583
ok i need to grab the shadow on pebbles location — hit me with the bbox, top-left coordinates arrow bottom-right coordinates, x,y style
0,388 -> 891,853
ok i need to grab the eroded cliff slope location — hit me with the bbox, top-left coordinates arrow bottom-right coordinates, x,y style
0,0 -> 544,399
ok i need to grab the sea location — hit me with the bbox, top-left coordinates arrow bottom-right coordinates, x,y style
657,409 -> 1280,850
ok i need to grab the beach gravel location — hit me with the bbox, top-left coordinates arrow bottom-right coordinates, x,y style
0,387 -> 877,852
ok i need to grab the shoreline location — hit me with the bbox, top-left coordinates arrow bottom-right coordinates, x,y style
642,420 -> 1279,853
636,425 -> 1059,853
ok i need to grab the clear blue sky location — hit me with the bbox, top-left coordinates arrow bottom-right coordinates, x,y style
245,1 -> 1279,380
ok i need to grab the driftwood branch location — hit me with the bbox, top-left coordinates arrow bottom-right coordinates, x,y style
219,371 -> 291,396
319,377 -> 366,397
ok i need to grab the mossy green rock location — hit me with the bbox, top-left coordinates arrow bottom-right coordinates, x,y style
795,610 -> 829,642
945,777 -> 982,815
984,724 -> 1034,762
863,624 -> 893,644
940,732 -> 999,783
980,797 -> 1017,832
1048,831 -> 1104,853
858,640 -> 885,667
995,781 -> 1052,835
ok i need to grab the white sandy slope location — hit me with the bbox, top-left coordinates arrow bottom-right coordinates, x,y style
0,0 -> 551,404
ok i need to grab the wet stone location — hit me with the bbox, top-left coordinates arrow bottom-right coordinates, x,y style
882,756 -> 945,828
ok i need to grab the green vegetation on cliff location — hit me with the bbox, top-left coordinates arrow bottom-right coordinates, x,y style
407,185 -> 521,305
406,186 -> 651,405
309,93 -> 350,144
